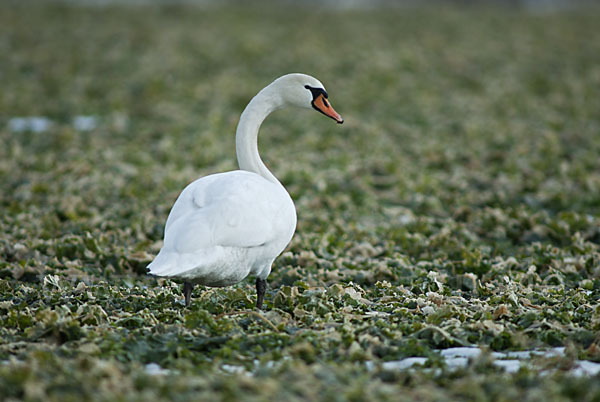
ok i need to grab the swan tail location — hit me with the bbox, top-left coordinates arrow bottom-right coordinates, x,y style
147,250 -> 194,277
147,248 -> 224,279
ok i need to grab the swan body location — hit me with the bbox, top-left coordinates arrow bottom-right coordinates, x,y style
148,170 -> 296,286
148,73 -> 343,308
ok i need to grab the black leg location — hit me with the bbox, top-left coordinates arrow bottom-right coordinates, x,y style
183,282 -> 194,307
256,278 -> 267,310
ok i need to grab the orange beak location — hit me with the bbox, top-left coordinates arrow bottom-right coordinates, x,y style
312,94 -> 344,124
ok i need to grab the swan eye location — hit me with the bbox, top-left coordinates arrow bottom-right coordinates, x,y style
304,85 -> 328,100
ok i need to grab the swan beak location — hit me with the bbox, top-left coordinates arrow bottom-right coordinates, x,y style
313,94 -> 344,124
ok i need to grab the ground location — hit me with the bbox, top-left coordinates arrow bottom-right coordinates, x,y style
1,3 -> 600,401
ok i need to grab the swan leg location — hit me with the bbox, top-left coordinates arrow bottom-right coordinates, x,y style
256,278 -> 267,310
183,282 -> 194,307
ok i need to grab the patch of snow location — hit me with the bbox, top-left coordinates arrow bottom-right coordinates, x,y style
493,359 -> 522,373
572,361 -> 600,377
8,117 -> 52,133
440,347 -> 482,359
367,346 -> 596,377
541,347 -> 565,357
253,358 -> 285,371
503,350 -> 533,359
382,357 -> 427,370
365,311 -> 390,317
73,115 -> 98,131
444,357 -> 469,369
145,363 -> 170,376
221,364 -> 250,375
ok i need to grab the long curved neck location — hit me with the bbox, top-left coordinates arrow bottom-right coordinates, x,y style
236,86 -> 283,184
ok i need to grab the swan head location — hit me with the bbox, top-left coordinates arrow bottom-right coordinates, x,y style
271,73 -> 344,124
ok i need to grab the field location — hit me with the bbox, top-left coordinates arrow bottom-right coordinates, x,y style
1,2 -> 600,401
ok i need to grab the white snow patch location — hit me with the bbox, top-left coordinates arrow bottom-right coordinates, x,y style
503,350 -> 533,359
145,363 -> 170,376
73,115 -> 98,131
382,357 -> 427,370
444,357 -> 469,369
8,117 -> 52,133
7,115 -> 100,133
368,346 -> 597,377
572,361 -> 600,377
365,311 -> 390,318
440,347 -> 482,359
221,364 -> 251,376
493,359 -> 522,373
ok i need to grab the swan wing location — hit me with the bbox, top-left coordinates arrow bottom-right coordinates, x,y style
162,170 -> 289,253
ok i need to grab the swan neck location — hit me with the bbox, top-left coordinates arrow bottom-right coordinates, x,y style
235,88 -> 282,184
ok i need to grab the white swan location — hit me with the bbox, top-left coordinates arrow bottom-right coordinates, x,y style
148,73 -> 343,308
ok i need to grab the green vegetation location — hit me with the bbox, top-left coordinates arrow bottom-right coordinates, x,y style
1,3 -> 600,401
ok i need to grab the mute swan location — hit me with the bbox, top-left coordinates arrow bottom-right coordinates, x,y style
148,73 -> 343,308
